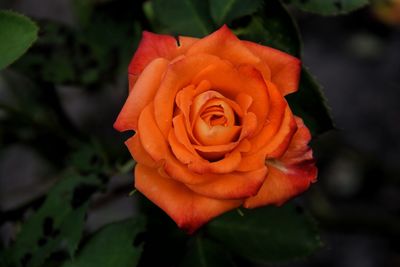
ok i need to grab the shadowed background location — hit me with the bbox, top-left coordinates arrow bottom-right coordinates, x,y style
0,0 -> 399,267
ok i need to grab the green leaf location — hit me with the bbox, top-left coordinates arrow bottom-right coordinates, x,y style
285,0 -> 369,15
206,204 -> 321,263
286,67 -> 334,136
0,10 -> 38,70
180,237 -> 235,267
236,0 -> 301,57
151,0 -> 214,37
209,0 -> 263,26
70,141 -> 109,175
62,218 -> 145,267
1,173 -> 102,267
13,1 -> 141,87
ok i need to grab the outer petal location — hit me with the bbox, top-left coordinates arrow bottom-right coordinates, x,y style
243,118 -> 317,208
135,164 -> 242,233
125,134 -> 157,168
114,58 -> 169,131
186,166 -> 267,199
186,25 -> 260,66
128,31 -> 197,87
243,40 -> 301,96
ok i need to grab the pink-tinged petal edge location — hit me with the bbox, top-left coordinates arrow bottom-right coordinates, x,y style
135,163 -> 242,233
244,117 -> 317,208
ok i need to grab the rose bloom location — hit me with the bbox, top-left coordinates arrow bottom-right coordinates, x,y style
114,26 -> 317,233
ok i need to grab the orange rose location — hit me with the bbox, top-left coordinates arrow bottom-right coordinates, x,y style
114,26 -> 317,233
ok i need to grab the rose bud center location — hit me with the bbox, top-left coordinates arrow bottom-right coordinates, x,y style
192,91 -> 241,146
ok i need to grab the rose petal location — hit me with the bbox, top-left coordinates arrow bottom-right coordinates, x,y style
125,134 -> 157,168
153,54 -> 223,137
135,164 -> 242,233
192,112 -> 256,160
138,102 -> 251,186
243,81 -> 289,155
169,129 -> 243,174
192,63 -> 269,135
175,80 -> 213,145
243,118 -> 317,208
173,114 -> 200,153
168,128 -> 206,167
138,103 -> 170,162
243,40 -> 301,96
128,31 -> 196,87
186,165 -> 268,199
114,58 -> 169,131
186,25 -> 260,66
237,106 -> 297,172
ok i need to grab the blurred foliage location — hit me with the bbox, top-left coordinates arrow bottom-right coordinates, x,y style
284,0 -> 369,15
1,172 -> 103,267
0,0 -> 375,267
206,204 -> 321,263
179,237 -> 235,267
61,217 -> 145,267
0,10 -> 38,70
13,1 -> 141,88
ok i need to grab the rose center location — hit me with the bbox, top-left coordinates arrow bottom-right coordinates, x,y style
191,91 -> 241,146
201,105 -> 228,126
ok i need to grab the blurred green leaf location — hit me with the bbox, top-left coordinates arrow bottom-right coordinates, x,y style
14,19 -> 140,87
285,0 -> 369,15
70,141 -> 110,176
151,0 -> 214,37
62,217 -> 145,267
0,71 -> 77,164
237,0 -> 301,57
287,67 -> 334,136
0,10 -> 38,70
206,204 -> 321,263
14,0 -> 141,87
1,173 -> 102,267
209,0 -> 263,26
179,237 -> 235,267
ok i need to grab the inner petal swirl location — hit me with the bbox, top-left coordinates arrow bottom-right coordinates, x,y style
191,91 -> 241,146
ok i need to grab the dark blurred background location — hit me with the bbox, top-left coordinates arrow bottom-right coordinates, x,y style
0,1 -> 399,267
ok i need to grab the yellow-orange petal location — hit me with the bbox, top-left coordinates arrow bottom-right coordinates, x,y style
243,118 -> 317,208
188,151 -> 242,174
125,134 -> 157,168
191,111 -> 256,161
114,58 -> 169,131
153,54 -> 223,137
186,25 -> 260,66
172,114 -> 200,153
243,40 -> 301,96
138,103 -> 169,162
262,106 -> 297,159
192,63 -> 269,134
193,117 -> 241,146
137,104 -> 245,184
135,164 -> 242,233
244,81 -> 287,155
168,128 -> 206,167
237,106 -> 297,172
186,166 -> 267,199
